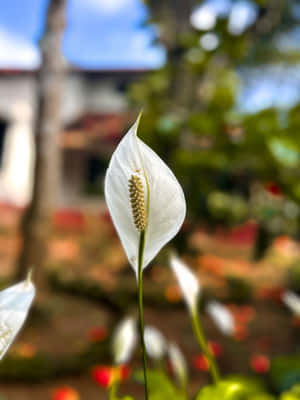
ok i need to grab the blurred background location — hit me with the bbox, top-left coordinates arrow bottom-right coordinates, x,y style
0,0 -> 300,399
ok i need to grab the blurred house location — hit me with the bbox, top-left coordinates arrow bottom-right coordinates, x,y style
0,68 -> 145,207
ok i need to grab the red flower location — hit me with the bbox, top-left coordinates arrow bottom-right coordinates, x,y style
91,364 -> 131,389
54,209 -> 85,231
118,364 -> 131,381
250,354 -> 270,374
257,287 -> 284,302
92,366 -> 114,388
100,210 -> 113,224
234,323 -> 248,341
87,327 -> 107,342
53,386 -> 79,400
208,341 -> 223,358
264,182 -> 282,196
193,354 -> 210,371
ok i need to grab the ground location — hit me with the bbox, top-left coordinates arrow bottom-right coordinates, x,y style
0,203 -> 298,399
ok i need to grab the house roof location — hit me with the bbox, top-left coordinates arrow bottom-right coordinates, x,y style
0,67 -> 152,77
61,111 -> 134,153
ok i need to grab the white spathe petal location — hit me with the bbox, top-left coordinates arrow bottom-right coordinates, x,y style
112,317 -> 137,364
206,301 -> 234,336
168,342 -> 187,385
0,280 -> 35,360
144,326 -> 166,360
105,116 -> 186,276
282,291 -> 300,316
170,255 -> 200,313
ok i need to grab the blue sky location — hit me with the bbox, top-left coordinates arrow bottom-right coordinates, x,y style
0,0 -> 165,69
1,0 -> 300,112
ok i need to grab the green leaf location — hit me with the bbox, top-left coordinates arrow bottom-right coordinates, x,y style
196,376 -> 269,400
268,138 -> 300,167
134,369 -> 185,400
280,384 -> 300,400
119,397 -> 135,400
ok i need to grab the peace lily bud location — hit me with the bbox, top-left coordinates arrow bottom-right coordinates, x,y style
170,254 -> 201,314
144,326 -> 166,360
105,114 -> 186,277
112,317 -> 137,365
206,301 -> 235,336
168,342 -> 188,388
282,291 -> 300,316
0,274 -> 35,360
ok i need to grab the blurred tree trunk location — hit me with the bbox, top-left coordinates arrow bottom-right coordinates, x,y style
148,0 -> 197,109
146,0 -> 197,254
15,0 -> 67,288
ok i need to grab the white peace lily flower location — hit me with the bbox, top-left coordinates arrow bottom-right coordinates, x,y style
144,325 -> 166,360
0,276 -> 35,360
206,301 -> 235,336
282,291 -> 300,316
105,115 -> 186,277
112,317 -> 137,364
170,254 -> 201,313
168,342 -> 188,386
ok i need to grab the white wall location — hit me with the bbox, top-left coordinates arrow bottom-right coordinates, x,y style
0,72 -> 129,206
0,76 -> 35,205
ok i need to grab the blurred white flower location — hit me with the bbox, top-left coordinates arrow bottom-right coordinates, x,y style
0,277 -> 35,360
282,291 -> 300,316
105,115 -> 186,277
144,326 -> 166,360
190,5 -> 217,30
228,1 -> 258,36
206,301 -> 235,336
112,317 -> 137,364
168,342 -> 187,387
199,33 -> 220,51
170,254 -> 201,313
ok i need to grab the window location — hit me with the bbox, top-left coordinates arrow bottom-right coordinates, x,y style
0,118 -> 8,166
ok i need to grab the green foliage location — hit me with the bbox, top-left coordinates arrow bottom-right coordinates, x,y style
268,138 -> 300,169
129,0 -> 300,257
280,384 -> 300,400
49,269 -> 180,313
226,276 -> 253,302
287,262 -> 300,292
251,396 -> 276,400
270,356 -> 300,393
196,376 -> 272,400
134,369 -> 186,400
0,340 -> 110,382
207,191 -> 248,224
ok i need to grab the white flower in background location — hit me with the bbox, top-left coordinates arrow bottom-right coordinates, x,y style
112,317 -> 137,364
282,291 -> 300,316
168,342 -> 188,387
206,301 -> 235,336
144,326 -> 166,360
190,4 -> 217,31
170,254 -> 201,314
0,276 -> 35,360
105,115 -> 186,277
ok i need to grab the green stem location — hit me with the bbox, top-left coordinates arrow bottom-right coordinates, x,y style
182,381 -> 189,400
109,379 -> 118,400
191,309 -> 220,384
138,230 -> 149,400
